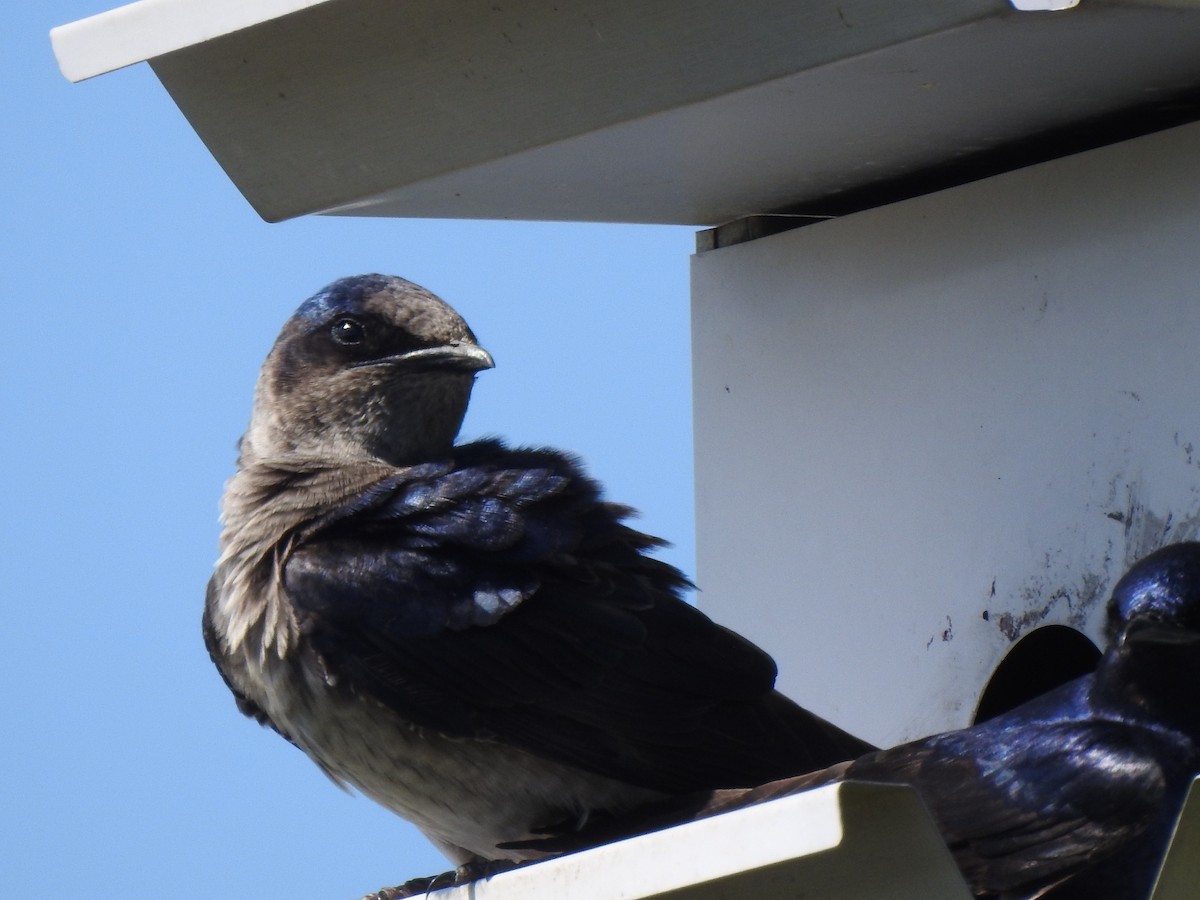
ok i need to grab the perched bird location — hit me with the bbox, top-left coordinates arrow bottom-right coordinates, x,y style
523,543 -> 1200,899
204,274 -> 872,892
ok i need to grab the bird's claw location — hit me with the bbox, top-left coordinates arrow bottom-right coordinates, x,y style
363,859 -> 523,899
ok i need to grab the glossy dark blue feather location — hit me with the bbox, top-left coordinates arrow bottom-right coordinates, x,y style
281,437 -> 871,788
512,543 -> 1200,899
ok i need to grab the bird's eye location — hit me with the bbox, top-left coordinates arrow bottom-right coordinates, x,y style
330,316 -> 366,346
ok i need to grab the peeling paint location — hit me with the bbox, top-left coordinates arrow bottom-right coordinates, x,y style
1172,432 -> 1200,469
1116,482 -> 1200,567
996,605 -> 1049,642
994,560 -> 1108,642
993,475 -> 1200,645
926,615 -> 955,649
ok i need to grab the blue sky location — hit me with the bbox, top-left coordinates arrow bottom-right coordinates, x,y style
6,6 -> 696,898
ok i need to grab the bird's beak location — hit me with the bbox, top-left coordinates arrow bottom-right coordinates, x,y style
1122,616 -> 1200,647
362,342 -> 495,373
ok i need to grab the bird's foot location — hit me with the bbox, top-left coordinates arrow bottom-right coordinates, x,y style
363,858 -> 523,899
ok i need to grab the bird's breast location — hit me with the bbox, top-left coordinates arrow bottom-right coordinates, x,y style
208,462 -> 662,863
255,660 -> 662,863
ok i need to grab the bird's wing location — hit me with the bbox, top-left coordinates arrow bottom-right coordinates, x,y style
850,720 -> 1167,896
283,441 -> 869,792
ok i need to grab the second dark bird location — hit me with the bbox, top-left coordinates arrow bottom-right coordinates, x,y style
528,542 -> 1200,899
203,275 -> 872,891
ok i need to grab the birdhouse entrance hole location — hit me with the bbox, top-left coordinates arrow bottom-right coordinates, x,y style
973,625 -> 1101,724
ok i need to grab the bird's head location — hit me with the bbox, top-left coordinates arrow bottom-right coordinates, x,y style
243,274 -> 494,466
1108,542 -> 1200,648
1096,543 -> 1200,729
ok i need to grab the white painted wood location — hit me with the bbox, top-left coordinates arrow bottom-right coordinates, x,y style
418,783 -> 971,900
1150,778 -> 1200,900
1010,0 -> 1079,10
691,121 -> 1200,747
50,0 -> 1200,223
50,0 -> 336,83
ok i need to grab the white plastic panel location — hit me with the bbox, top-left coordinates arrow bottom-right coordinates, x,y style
692,121 -> 1200,747
1151,778 -> 1200,900
50,0 -> 1200,223
49,0 -> 336,83
420,783 -> 971,900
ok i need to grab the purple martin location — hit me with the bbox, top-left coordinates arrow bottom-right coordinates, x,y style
520,543 -> 1200,899
204,275 -> 872,892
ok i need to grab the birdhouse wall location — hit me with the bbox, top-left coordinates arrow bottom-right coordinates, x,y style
690,120 -> 1200,748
